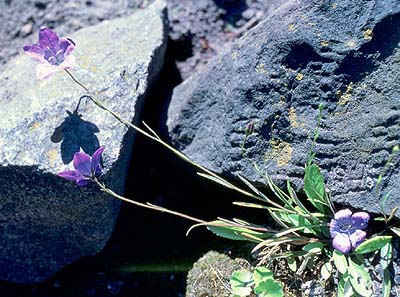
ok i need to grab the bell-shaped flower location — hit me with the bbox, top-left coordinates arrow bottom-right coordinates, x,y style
329,209 -> 370,254
58,147 -> 105,186
23,28 -> 76,79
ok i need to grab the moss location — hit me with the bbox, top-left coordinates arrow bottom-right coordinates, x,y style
186,251 -> 251,297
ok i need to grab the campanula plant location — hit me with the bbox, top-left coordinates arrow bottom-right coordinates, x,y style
25,28 -> 400,296
58,147 -> 104,186
23,28 -> 75,79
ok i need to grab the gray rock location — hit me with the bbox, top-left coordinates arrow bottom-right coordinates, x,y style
167,0 -> 400,216
0,0 -> 167,283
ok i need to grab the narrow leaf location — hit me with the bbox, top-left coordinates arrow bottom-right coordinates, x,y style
353,236 -> 392,254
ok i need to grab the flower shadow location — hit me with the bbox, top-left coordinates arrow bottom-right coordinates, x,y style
51,96 -> 100,164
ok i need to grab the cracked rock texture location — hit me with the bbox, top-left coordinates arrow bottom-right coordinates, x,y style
167,0 -> 400,217
0,0 -> 167,283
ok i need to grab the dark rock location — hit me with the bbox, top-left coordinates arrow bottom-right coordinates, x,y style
167,0 -> 400,217
0,0 -> 167,283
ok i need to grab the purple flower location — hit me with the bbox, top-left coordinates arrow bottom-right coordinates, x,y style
23,28 -> 76,79
329,209 -> 370,254
58,147 -> 105,186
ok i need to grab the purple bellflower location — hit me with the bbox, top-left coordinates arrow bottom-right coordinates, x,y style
23,28 -> 76,79
58,147 -> 105,186
329,209 -> 370,254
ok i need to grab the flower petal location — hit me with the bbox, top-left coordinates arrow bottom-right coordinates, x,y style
351,212 -> 369,230
36,63 -> 63,79
350,230 -> 367,249
332,233 -> 352,254
91,146 -> 105,174
58,170 -> 83,181
60,54 -> 76,69
39,28 -> 60,51
76,178 -> 90,186
23,44 -> 45,62
59,38 -> 75,57
73,151 -> 92,177
329,218 -> 340,238
334,209 -> 353,221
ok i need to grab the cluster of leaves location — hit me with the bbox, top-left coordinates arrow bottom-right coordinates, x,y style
194,107 -> 400,296
230,267 -> 283,297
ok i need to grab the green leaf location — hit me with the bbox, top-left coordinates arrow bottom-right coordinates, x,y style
254,279 -> 283,297
353,236 -> 392,254
253,267 -> 274,287
287,257 -> 297,272
273,211 -> 318,235
207,220 -> 265,241
230,270 -> 254,297
379,191 -> 391,209
302,242 -> 325,254
382,267 -> 392,297
321,261 -> 333,280
333,250 -> 348,274
374,217 -> 386,221
304,164 -> 328,213
380,241 -> 393,270
387,206 -> 399,223
391,226 -> 400,237
347,258 -> 373,297
337,273 -> 353,297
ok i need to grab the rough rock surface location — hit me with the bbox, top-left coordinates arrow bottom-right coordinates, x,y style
0,0 -> 288,80
168,0 -> 400,216
0,0 -> 167,284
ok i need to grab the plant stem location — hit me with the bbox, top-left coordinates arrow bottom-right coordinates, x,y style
64,69 -> 260,201
94,178 -> 205,224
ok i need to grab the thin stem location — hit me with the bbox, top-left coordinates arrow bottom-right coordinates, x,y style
94,178 -> 205,224
65,69 -> 90,93
94,178 -> 272,233
64,69 -> 259,200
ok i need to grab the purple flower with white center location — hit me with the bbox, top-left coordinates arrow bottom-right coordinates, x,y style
58,147 -> 105,186
23,28 -> 76,79
329,209 -> 370,254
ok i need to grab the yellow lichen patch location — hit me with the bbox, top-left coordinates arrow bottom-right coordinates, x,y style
288,107 -> 299,128
29,122 -> 41,131
338,83 -> 353,106
47,149 -> 59,163
266,139 -> 293,167
296,73 -> 304,81
363,29 -> 373,41
288,24 -> 297,32
320,40 -> 329,47
346,39 -> 357,49
331,3 -> 337,9
255,63 -> 267,74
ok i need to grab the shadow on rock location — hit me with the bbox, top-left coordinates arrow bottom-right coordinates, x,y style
51,96 -> 100,164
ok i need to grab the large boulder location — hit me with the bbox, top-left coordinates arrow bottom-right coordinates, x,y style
0,0 -> 167,283
167,1 -> 400,216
